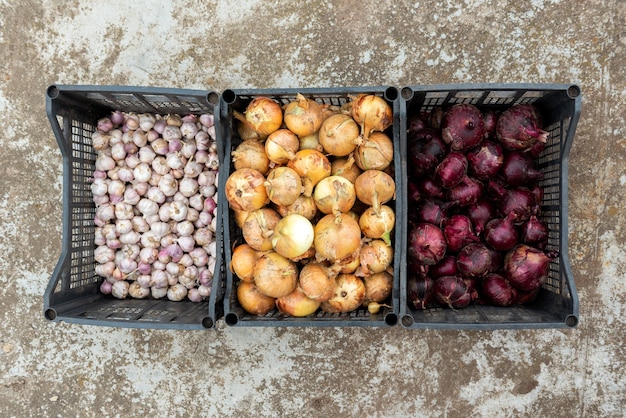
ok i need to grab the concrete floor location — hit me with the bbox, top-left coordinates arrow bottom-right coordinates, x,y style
1,0 -> 625,416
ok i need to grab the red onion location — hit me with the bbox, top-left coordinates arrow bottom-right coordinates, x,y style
501,151 -> 543,186
456,243 -> 498,278
441,104 -> 485,151
408,129 -> 447,176
433,275 -> 471,309
514,287 -> 541,305
443,214 -> 479,253
407,275 -> 434,310
447,176 -> 482,206
414,199 -> 450,226
484,212 -> 519,251
527,139 -> 546,158
467,140 -> 503,180
530,184 -> 543,205
488,181 -> 538,222
496,104 -> 548,152
481,273 -> 517,306
482,109 -> 498,138
521,215 -> 549,249
407,112 -> 427,134
504,244 -> 556,291
435,152 -> 468,188
464,199 -> 496,236
429,255 -> 459,278
408,223 -> 447,265
408,182 -> 421,202
418,177 -> 444,199
463,277 -> 481,303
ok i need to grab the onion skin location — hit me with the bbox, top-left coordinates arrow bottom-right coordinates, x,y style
484,212 -> 519,251
232,139 -> 270,175
407,129 -> 446,177
496,104 -> 548,152
318,113 -> 360,157
359,205 -> 395,245
299,262 -> 337,302
314,213 -> 362,264
253,251 -> 298,298
481,273 -> 517,306
443,214 -> 479,253
501,151 -> 544,186
288,149 -> 332,197
225,168 -> 269,212
237,281 -> 276,315
433,275 -> 471,309
456,243 -> 498,278
429,255 -> 459,278
320,274 -> 366,313
521,215 -> 549,249
313,175 -> 356,217
276,195 -> 318,221
271,214 -> 315,260
350,94 -> 393,140
276,287 -> 320,317
283,94 -> 324,137
264,166 -> 303,207
230,244 -> 258,282
467,140 -> 504,180
237,97 -> 283,137
362,270 -> 393,304
331,156 -> 362,184
407,223 -> 447,266
242,207 -> 281,252
464,200 -> 496,236
441,104 -> 485,151
265,129 -> 300,165
358,239 -> 393,275
354,131 -> 394,171
435,152 -> 468,188
407,275 -> 434,310
354,170 -> 396,213
504,244 -> 554,291
446,176 -> 483,207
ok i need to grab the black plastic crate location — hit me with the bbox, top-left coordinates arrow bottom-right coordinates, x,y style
220,87 -> 402,327
44,85 -> 224,330
399,83 -> 581,329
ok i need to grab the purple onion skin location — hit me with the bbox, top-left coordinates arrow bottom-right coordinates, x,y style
408,223 -> 448,266
441,104 -> 486,151
415,199 -> 450,226
521,215 -> 549,249
418,178 -> 444,199
407,112 -> 427,134
484,212 -> 519,251
530,185 -> 543,206
408,182 -> 421,203
482,109 -> 498,138
465,200 -> 496,236
407,275 -> 435,310
482,273 -> 517,306
504,244 -> 554,291
496,104 -> 548,152
434,276 -> 471,309
501,151 -> 544,187
514,287 -> 541,305
408,129 -> 447,176
464,277 -> 482,303
435,152 -> 468,188
487,181 -> 538,223
447,176 -> 483,207
467,140 -> 504,180
443,214 -> 479,253
429,255 -> 459,278
456,243 -> 498,278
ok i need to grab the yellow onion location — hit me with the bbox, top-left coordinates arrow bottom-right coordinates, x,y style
362,270 -> 393,304
234,96 -> 283,137
283,93 -> 324,137
358,239 -> 393,275
232,209 -> 251,229
288,149 -> 331,197
264,166 -> 303,207
230,244 -> 259,282
299,262 -> 340,302
354,170 -> 395,213
276,286 -> 320,317
331,156 -> 362,184
253,251 -> 298,298
299,132 -> 323,152
350,94 -> 393,140
314,213 -> 361,263
320,273 -> 366,313
290,245 -> 316,262
354,131 -> 394,171
265,129 -> 300,165
242,207 -> 281,251
275,194 -> 318,221
225,168 -> 269,212
237,281 -> 276,315
232,139 -> 271,175
318,114 -> 360,157
237,119 -> 262,141
359,204 -> 395,245
313,175 -> 356,218
271,214 -> 315,260
335,248 -> 361,274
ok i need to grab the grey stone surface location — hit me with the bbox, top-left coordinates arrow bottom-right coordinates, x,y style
1,0 -> 625,416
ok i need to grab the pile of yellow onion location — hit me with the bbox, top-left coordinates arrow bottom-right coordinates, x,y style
226,93 -> 396,317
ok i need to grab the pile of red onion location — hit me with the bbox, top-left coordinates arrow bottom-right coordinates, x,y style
406,103 -> 556,310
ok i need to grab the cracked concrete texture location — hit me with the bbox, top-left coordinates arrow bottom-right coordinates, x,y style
0,0 -> 624,416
